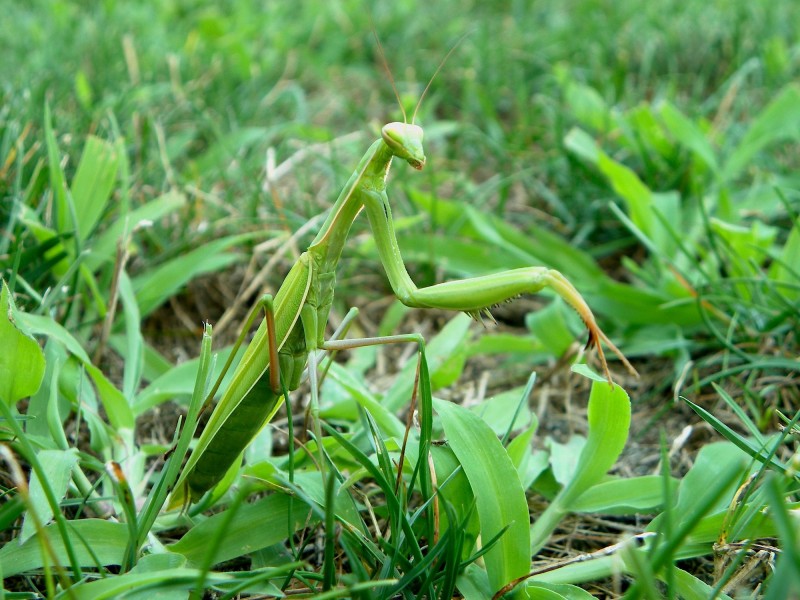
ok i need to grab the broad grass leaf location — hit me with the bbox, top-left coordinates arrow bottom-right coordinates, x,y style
524,586 -> 564,599
85,190 -> 186,272
525,299 -> 577,359
291,471 -> 364,533
435,398 -> 530,593
70,567 -> 235,600
533,555 -> 617,586
469,386 -> 534,438
722,84 -> 800,182
394,234 -> 520,276
669,442 -> 750,520
132,233 -> 255,317
564,127 -> 601,164
592,279 -> 701,327
467,332 -> 543,356
18,313 -> 134,429
627,104 -> 676,160
25,343 -> 69,442
19,448 -> 79,544
546,435 -> 587,487
168,493 -> 308,566
0,280 -> 46,406
133,346 -> 235,415
132,552 -> 186,572
526,581 -> 596,599
670,567 -> 735,600
485,217 -> 605,284
118,271 -> 144,399
531,380 -> 630,553
0,520 -> 128,577
44,103 -> 69,238
427,443 -> 481,559
557,381 -> 630,507
531,547 -> 735,598
570,475 -> 675,514
565,127 -> 680,256
507,423 -> 544,490
645,442 -> 773,549
402,193 -> 604,284
563,79 -> 614,134
16,207 -> 72,279
710,217 -> 777,272
769,219 -> 800,301
457,562 -> 493,600
678,502 -> 778,549
70,136 -> 120,243
657,101 -> 719,174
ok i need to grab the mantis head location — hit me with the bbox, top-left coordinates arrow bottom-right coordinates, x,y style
382,122 -> 426,170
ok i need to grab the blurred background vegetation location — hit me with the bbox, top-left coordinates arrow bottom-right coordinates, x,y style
4,0 -> 798,393
1,0 -> 799,594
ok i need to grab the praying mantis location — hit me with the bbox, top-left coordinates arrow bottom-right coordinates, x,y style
169,45 -> 636,508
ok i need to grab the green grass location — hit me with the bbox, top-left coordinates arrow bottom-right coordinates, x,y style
2,0 -> 799,597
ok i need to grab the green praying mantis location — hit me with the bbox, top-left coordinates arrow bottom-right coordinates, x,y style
169,44 -> 636,508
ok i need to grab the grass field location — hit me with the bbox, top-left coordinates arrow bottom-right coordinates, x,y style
2,0 -> 800,597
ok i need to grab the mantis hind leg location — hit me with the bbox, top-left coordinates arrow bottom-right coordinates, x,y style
202,294 -> 282,410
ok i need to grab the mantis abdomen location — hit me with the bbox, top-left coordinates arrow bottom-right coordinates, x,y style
187,372 -> 282,500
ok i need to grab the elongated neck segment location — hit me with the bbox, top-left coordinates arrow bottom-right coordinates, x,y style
308,138 -> 395,271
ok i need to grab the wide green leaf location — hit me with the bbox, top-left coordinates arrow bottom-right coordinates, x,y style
132,233 -> 257,317
722,84 -> 800,181
168,493 -> 309,565
526,581 -> 596,600
0,520 -> 128,577
531,378 -> 631,554
435,398 -> 530,594
133,345 -> 234,415
19,448 -> 79,544
321,361 -> 405,438
70,135 -> 120,243
565,127 -> 681,256
657,101 -> 719,174
0,280 -> 46,406
85,190 -> 186,272
570,475 -> 675,514
18,313 -> 134,429
769,219 -> 800,301
71,568 -> 232,600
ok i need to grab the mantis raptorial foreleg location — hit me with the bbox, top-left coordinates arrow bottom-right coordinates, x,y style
170,85 -> 636,508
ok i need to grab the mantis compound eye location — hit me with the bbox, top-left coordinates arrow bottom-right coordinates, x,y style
382,122 -> 426,170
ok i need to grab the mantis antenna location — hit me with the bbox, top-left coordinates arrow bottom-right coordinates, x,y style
372,27 -> 470,125
372,28 -> 408,123
412,32 -> 470,124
